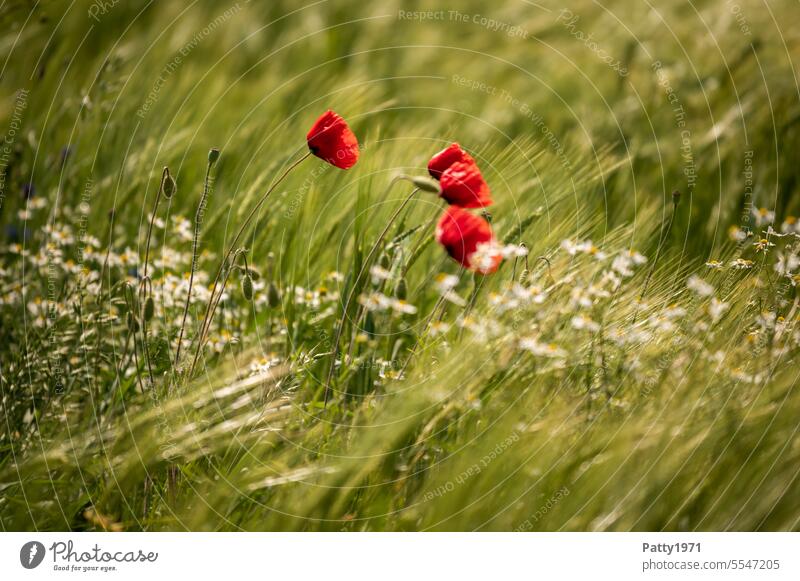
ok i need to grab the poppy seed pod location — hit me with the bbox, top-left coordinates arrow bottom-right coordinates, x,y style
241,274 -> 253,301
208,148 -> 220,165
306,110 -> 359,169
143,296 -> 155,321
162,170 -> 176,199
267,282 -> 281,308
395,277 -> 407,300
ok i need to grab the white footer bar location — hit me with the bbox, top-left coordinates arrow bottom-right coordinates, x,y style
1,533 -> 798,580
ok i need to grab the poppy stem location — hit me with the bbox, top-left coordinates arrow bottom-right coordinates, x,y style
342,175 -> 418,362
139,167 -> 169,386
323,185 -> 421,406
143,167 -> 169,282
189,151 -> 312,376
175,155 -> 217,368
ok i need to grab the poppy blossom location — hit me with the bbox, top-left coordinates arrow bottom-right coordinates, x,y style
439,161 -> 493,208
435,206 -> 502,274
427,142 -> 473,179
306,110 -> 359,169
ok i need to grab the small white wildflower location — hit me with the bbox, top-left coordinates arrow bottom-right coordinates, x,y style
586,283 -> 611,300
705,259 -> 724,269
457,315 -> 500,340
730,258 -> 753,270
708,298 -> 729,322
560,239 -> 584,256
519,337 -> 566,358
780,216 -> 799,234
751,207 -> 775,227
434,273 -> 459,293
775,252 -> 800,276
756,311 -> 777,330
627,250 -> 647,265
488,291 -> 519,314
663,305 -> 687,319
753,238 -> 775,253
429,321 -> 451,336
172,216 -> 194,242
358,291 -> 392,312
687,275 -> 714,297
570,287 -> 593,309
728,226 -> 748,242
390,298 -> 417,315
571,314 -> 600,332
510,283 -> 547,304
327,271 -> 345,282
648,315 -> 676,333
611,254 -> 634,277
500,243 -> 528,258
600,270 -> 622,290
369,265 -> 391,284
469,241 -> 503,273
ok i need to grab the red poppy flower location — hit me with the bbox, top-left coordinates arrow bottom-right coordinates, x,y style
435,206 -> 502,274
306,110 -> 359,169
439,161 -> 493,208
427,142 -> 473,179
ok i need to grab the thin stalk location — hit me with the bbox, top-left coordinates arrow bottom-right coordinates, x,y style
324,186 -> 421,405
137,168 -> 168,386
632,190 -> 681,326
175,157 -> 216,366
139,277 -> 154,385
398,294 -> 446,378
143,167 -> 169,280
190,151 -> 311,376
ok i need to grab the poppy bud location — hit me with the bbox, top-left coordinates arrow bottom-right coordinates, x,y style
395,277 -> 407,300
379,253 -> 391,270
208,148 -> 220,165
410,176 -> 440,193
267,282 -> 281,308
127,312 -> 139,332
143,296 -> 155,321
162,171 -> 176,199
518,269 -> 530,286
123,282 -> 137,309
242,275 -> 254,301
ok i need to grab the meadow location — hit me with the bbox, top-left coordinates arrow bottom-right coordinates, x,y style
1,0 -> 800,531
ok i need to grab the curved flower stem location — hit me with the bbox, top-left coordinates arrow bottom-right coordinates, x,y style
175,157 -> 216,367
143,167 -> 169,281
139,167 -> 169,385
324,185 -> 421,405
189,151 -> 312,376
